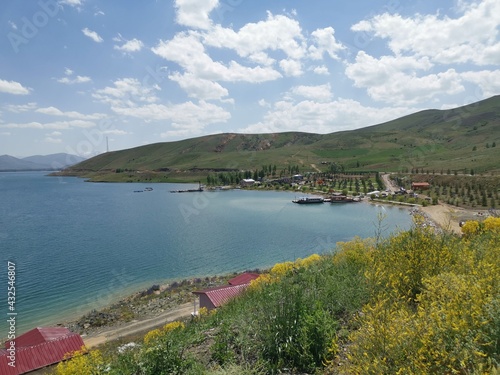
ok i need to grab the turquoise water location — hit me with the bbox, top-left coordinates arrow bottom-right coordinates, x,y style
0,172 -> 412,335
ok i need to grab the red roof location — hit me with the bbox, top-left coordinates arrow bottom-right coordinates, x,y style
5,327 -> 73,349
0,327 -> 84,375
193,284 -> 248,308
228,272 -> 260,286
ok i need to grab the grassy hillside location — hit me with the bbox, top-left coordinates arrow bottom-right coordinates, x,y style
54,218 -> 500,374
62,95 -> 500,181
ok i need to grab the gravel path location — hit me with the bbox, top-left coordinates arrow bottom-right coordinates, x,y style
83,302 -> 193,348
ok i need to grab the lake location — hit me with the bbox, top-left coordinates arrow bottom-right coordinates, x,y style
0,172 -> 412,335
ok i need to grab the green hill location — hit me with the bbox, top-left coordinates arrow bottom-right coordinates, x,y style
63,95 -> 500,181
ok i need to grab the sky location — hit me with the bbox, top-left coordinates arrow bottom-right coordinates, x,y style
0,0 -> 499,157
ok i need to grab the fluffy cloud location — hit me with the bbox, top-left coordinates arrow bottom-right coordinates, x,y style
44,131 -> 63,144
152,33 -> 282,83
0,79 -> 31,95
352,0 -> 500,65
35,106 -> 106,120
202,13 -> 307,60
111,101 -> 230,138
169,72 -> 230,101
174,0 -> 219,30
308,27 -> 345,60
461,70 -> 500,98
289,84 -> 333,102
311,65 -> 330,75
56,68 -> 91,84
114,38 -> 144,53
93,78 -> 160,107
82,28 -> 103,43
2,120 -> 96,129
240,98 -> 415,134
279,59 -> 303,77
60,0 -> 83,7
4,103 -> 37,113
57,76 -> 91,84
345,52 -> 464,105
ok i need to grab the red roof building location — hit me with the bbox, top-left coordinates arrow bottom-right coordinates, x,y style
0,327 -> 84,375
193,284 -> 249,312
228,272 -> 260,286
411,182 -> 430,190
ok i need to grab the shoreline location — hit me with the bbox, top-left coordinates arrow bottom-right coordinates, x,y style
5,195 -> 481,348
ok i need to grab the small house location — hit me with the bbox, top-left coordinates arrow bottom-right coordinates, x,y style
240,178 -> 255,187
411,182 -> 430,190
0,327 -> 85,375
228,272 -> 260,286
193,284 -> 249,312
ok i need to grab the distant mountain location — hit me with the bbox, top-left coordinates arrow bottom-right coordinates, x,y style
0,153 -> 86,171
22,153 -> 86,169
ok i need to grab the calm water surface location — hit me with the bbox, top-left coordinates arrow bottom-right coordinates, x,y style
0,172 -> 412,335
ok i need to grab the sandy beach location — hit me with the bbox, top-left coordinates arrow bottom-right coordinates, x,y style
420,204 -> 462,234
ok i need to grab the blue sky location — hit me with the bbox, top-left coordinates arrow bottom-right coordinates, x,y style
1,0 -> 499,157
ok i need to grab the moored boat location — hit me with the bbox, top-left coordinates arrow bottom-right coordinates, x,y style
292,196 -> 324,204
329,193 -> 360,203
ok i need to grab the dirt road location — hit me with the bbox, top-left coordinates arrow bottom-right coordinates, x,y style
83,302 -> 193,348
381,173 -> 398,191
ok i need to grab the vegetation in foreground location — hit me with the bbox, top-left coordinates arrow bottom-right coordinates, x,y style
55,217 -> 500,374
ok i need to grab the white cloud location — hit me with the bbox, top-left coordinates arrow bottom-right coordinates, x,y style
311,65 -> 330,75
152,33 -> 282,83
258,99 -> 270,108
35,106 -> 106,120
2,120 -> 95,130
4,102 -> 37,113
0,79 -> 31,95
345,52 -> 464,105
60,0 -> 83,7
112,100 -> 229,123
114,38 -> 144,53
93,78 -> 160,107
56,68 -> 91,84
169,72 -> 230,101
102,129 -> 130,135
202,13 -> 307,60
308,27 -> 345,60
240,98 -> 416,134
279,59 -> 302,77
44,136 -> 63,144
110,100 -> 231,139
57,76 -> 91,84
47,131 -> 63,137
461,70 -> 500,98
352,0 -> 500,65
174,0 -> 219,30
290,84 -> 333,102
82,27 -> 103,43
8,21 -> 17,30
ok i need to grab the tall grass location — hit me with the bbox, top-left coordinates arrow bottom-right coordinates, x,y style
55,219 -> 500,374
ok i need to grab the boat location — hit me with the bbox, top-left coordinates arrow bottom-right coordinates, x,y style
144,187 -> 153,191
292,196 -> 324,204
170,181 -> 204,193
329,193 -> 360,203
